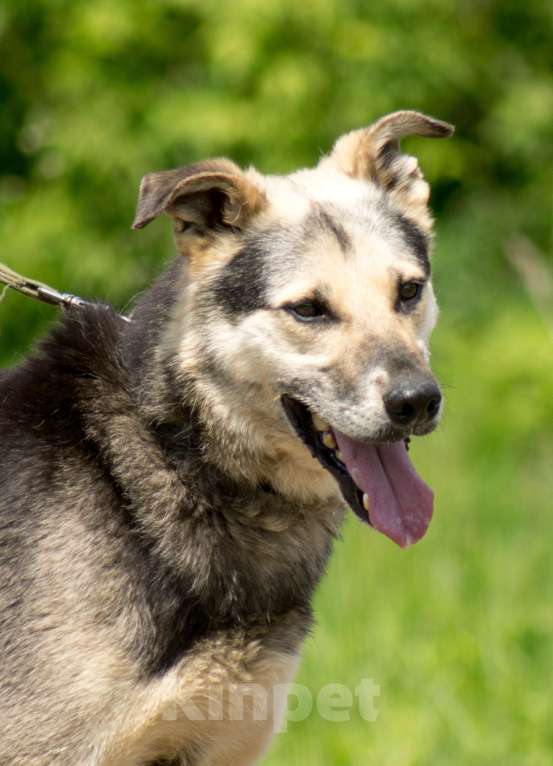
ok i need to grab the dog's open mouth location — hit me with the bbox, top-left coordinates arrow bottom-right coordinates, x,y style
281,396 -> 433,548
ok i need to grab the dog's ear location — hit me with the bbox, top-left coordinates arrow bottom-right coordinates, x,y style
132,158 -> 267,234
323,111 -> 454,228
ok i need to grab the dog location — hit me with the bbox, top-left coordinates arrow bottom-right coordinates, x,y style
0,110 -> 453,765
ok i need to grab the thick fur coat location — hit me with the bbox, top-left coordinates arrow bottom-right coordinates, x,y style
0,110 -> 452,765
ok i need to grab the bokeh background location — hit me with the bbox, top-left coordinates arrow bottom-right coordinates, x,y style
1,1 -> 552,763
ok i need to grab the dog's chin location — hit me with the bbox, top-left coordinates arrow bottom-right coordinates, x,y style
280,395 -> 436,548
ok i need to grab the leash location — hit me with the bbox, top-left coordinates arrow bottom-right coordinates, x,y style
0,261 -> 130,321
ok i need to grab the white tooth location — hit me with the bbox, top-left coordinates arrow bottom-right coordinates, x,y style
312,413 -> 330,432
322,431 -> 336,450
336,450 -> 344,462
363,494 -> 370,512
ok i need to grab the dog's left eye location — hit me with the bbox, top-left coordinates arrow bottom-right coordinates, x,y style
398,281 -> 423,303
286,300 -> 329,322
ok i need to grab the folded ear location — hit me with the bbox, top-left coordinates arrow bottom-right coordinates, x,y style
322,111 -> 454,228
132,158 -> 267,233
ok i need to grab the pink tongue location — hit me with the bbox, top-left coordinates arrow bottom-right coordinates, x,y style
333,431 -> 433,548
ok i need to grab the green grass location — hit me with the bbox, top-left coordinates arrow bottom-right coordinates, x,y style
264,309 -> 553,766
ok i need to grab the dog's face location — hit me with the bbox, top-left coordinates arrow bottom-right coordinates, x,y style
134,111 -> 454,547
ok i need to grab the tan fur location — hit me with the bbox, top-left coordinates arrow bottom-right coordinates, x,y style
160,263 -> 340,504
98,635 -> 299,766
133,159 -> 267,234
319,110 -> 454,230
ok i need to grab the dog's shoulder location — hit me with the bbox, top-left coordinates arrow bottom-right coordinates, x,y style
0,304 -> 131,546
0,305 -> 127,442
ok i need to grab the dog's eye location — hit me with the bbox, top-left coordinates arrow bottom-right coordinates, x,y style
398,281 -> 423,303
286,300 -> 329,322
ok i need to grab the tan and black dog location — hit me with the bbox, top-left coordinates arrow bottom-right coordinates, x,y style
0,111 -> 453,765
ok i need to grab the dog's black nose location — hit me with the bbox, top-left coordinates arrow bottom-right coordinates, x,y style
384,381 -> 442,426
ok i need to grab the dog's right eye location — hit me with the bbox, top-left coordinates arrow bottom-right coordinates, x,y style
285,299 -> 330,322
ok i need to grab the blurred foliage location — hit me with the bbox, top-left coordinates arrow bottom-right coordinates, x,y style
0,1 -> 552,763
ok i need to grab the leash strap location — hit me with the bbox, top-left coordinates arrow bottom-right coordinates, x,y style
0,261 -> 130,321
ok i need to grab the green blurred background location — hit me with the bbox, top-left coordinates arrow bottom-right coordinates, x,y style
1,1 -> 552,763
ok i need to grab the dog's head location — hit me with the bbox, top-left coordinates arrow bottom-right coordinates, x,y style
133,111 -> 454,547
